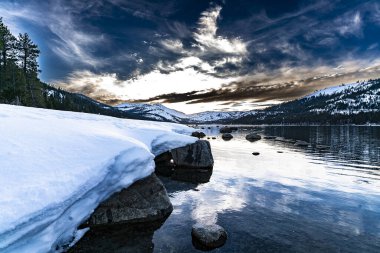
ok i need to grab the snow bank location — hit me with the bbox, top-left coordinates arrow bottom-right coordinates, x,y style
0,104 -> 196,253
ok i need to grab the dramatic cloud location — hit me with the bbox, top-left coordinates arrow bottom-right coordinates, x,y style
193,5 -> 247,55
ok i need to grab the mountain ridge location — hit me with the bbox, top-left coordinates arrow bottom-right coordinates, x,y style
114,79 -> 380,124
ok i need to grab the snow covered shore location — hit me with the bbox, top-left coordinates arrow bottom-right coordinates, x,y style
0,104 -> 196,253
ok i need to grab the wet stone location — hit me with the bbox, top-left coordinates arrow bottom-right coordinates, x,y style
191,223 -> 227,250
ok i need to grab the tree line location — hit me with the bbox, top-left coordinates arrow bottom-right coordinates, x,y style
0,18 -> 145,119
0,17 -> 40,105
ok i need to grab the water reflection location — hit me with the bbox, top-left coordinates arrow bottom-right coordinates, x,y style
70,126 -> 380,253
152,126 -> 380,253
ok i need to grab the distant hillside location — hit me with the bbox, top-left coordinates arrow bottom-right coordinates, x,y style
232,79 -> 380,125
116,80 -> 380,125
117,102 -> 252,123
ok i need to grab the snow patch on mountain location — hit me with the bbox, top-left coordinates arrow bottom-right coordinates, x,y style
306,81 -> 369,98
116,103 -> 255,123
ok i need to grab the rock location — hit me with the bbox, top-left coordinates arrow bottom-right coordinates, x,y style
219,127 -> 232,134
88,173 -> 173,227
252,152 -> 260,156
207,137 -> 210,140
212,137 -> 216,140
171,140 -> 214,169
246,133 -> 262,142
294,140 -> 309,147
221,133 -> 233,140
207,127 -> 211,129
230,126 -> 238,131
264,136 -> 276,140
155,140 -> 214,183
191,223 -> 227,250
316,145 -> 329,150
154,151 -> 174,177
191,131 -> 206,138
277,151 -> 284,153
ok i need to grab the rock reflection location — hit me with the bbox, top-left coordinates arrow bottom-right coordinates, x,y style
68,221 -> 166,253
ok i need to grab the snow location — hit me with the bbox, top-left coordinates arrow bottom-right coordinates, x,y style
116,102 -> 255,123
0,104 -> 196,253
306,81 -> 369,98
117,103 -> 187,122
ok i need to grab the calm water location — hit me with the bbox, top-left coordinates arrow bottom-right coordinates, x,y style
73,126 -> 380,253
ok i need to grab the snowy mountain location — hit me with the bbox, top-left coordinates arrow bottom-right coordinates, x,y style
0,104 -> 196,252
116,78 -> 380,124
117,103 -> 188,122
305,81 -> 368,98
234,79 -> 380,124
116,103 -> 255,123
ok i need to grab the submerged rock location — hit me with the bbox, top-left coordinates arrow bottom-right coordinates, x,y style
316,145 -> 329,150
264,136 -> 276,140
222,133 -> 233,140
155,140 -> 214,183
219,127 -> 232,134
294,140 -> 309,147
246,133 -> 262,142
191,223 -> 227,250
275,137 -> 285,142
88,173 -> 172,227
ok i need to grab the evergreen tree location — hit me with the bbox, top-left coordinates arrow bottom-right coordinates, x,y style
16,33 -> 40,105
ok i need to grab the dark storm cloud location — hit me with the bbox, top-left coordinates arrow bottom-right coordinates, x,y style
129,63 -> 380,104
2,0 -> 380,108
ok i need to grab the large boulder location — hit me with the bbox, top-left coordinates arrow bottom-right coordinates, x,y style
87,173 -> 173,227
221,133 -> 233,140
154,140 -> 214,183
219,127 -> 232,134
245,133 -> 261,142
191,131 -> 206,138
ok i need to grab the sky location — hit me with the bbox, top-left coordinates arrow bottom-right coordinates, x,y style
2,0 -> 380,113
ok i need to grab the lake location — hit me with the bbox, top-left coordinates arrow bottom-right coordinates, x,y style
72,126 -> 380,253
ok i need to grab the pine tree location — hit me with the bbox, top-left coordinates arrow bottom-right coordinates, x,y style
0,18 -> 17,90
16,33 -> 40,105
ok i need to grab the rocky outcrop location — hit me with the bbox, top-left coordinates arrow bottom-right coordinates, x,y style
191,223 -> 228,250
87,173 -> 173,227
154,140 -> 214,183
